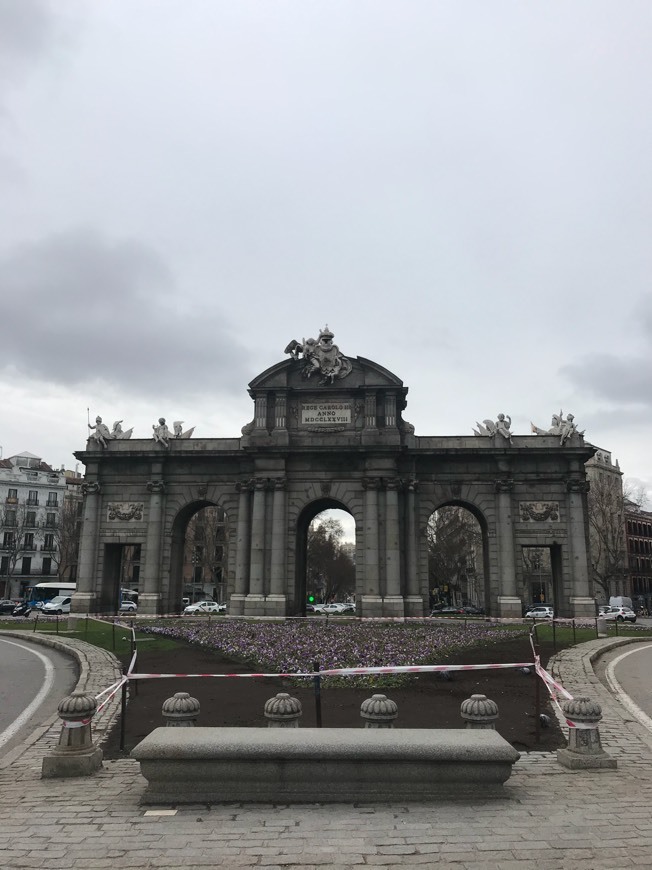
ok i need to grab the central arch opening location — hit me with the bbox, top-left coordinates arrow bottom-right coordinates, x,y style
296,502 -> 356,614
427,503 -> 489,614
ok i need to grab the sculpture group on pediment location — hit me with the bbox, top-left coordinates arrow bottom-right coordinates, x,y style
88,415 -> 133,448
284,325 -> 352,385
473,414 -> 513,444
531,412 -> 584,445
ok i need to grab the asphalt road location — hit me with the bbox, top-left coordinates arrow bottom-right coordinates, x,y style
0,636 -> 78,760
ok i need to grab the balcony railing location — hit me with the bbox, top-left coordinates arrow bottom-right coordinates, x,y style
46,500 -> 58,508
26,498 -> 39,506
4,497 -> 17,504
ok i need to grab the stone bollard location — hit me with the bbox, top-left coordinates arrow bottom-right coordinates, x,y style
42,691 -> 103,778
360,693 -> 398,728
557,697 -> 616,769
162,692 -> 200,726
460,694 -> 499,730
597,617 -> 608,638
264,692 -> 302,727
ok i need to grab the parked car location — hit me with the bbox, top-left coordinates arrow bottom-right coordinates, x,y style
462,605 -> 485,615
322,603 -> 347,614
183,600 -> 224,615
0,599 -> 17,615
602,606 -> 636,623
119,600 -> 138,613
524,606 -> 554,619
598,605 -> 611,615
41,596 -> 72,615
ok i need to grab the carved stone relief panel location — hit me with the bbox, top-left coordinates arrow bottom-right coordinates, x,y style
519,502 -> 560,522
107,502 -> 144,522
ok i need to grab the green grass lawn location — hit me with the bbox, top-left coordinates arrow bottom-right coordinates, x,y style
0,615 -> 182,656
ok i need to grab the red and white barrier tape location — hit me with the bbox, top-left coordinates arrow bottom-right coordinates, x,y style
61,718 -> 92,729
95,675 -> 128,714
126,661 -> 536,680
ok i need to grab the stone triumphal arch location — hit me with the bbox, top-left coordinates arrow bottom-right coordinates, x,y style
74,327 -> 596,618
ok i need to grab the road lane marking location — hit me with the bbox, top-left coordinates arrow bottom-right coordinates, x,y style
604,642 -> 652,733
0,638 -> 56,750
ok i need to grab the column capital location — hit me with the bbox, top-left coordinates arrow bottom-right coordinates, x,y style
362,477 -> 381,491
494,479 -> 514,493
147,480 -> 166,494
81,481 -> 101,496
385,477 -> 403,492
253,477 -> 268,491
407,479 -> 419,493
271,477 -> 287,491
235,479 -> 254,494
566,479 -> 590,493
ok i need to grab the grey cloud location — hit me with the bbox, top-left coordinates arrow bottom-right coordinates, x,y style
561,354 -> 652,406
0,0 -> 58,83
0,229 -> 250,398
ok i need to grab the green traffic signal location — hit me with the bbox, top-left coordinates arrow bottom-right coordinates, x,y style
308,595 -> 315,603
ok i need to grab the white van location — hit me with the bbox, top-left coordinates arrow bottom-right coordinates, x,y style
41,596 -> 72,615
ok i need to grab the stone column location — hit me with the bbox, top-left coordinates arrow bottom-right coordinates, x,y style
384,478 -> 404,616
140,478 -> 165,615
557,697 -> 616,769
361,478 -> 382,616
246,477 -> 267,614
73,482 -> 101,614
495,479 -> 520,618
230,480 -> 251,616
404,480 -> 422,616
567,480 -> 595,617
360,694 -> 398,728
264,693 -> 302,727
267,478 -> 287,615
42,692 -> 103,778
162,692 -> 200,727
460,694 -> 499,729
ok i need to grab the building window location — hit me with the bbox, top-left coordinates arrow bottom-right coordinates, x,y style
0,556 -> 8,574
46,513 -> 56,528
4,511 -> 16,528
3,532 -> 15,549
21,557 -> 31,576
27,491 -> 39,506
26,511 -> 36,527
47,493 -> 58,507
42,557 -> 51,576
24,533 -> 34,550
44,533 -> 55,550
6,488 -> 17,503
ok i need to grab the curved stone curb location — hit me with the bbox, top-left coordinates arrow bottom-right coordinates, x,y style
548,635 -> 652,764
0,630 -> 123,771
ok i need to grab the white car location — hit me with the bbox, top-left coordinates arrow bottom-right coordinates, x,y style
41,596 -> 72,615
602,606 -> 636,623
524,606 -> 554,619
322,603 -> 347,614
183,600 -> 225,615
119,600 -> 137,613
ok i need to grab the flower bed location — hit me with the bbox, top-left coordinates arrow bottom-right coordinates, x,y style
140,619 -> 528,686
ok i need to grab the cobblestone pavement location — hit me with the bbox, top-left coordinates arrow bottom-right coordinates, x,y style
1,632 -> 652,869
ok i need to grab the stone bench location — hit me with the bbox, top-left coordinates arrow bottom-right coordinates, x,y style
131,727 -> 520,803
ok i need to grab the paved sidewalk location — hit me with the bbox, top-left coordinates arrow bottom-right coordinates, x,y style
1,634 -> 652,870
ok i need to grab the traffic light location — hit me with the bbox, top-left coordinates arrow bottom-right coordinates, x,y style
308,594 -> 315,603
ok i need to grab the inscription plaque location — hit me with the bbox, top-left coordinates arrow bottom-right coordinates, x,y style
301,402 -> 352,425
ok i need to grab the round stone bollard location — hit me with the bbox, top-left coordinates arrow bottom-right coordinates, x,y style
360,693 -> 398,728
596,616 -> 608,638
162,692 -> 200,727
557,696 -> 616,769
264,693 -> 302,727
460,694 -> 499,729
42,691 -> 103,778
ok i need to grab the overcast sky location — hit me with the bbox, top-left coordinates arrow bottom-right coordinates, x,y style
1,0 -> 651,505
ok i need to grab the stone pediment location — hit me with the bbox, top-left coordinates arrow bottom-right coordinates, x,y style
248,355 -> 405,393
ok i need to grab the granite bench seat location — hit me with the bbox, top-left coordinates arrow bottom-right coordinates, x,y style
132,727 -> 520,803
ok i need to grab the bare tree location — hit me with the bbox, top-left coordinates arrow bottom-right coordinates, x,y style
51,498 -> 82,580
307,517 -> 355,601
587,473 -> 627,601
427,507 -> 482,605
0,504 -> 30,596
186,506 -> 229,600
